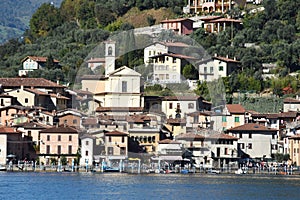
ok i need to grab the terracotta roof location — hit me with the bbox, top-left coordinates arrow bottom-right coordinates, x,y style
105,130 -> 127,136
161,18 -> 194,23
86,58 -> 105,63
279,111 -> 298,118
0,78 -> 64,88
283,97 -> 300,104
22,56 -> 59,63
213,56 -> 240,63
167,118 -> 186,124
82,118 -> 98,125
13,122 -> 50,129
24,88 -> 49,95
96,107 -> 144,112
227,123 -> 277,132
150,53 -> 197,60
176,133 -> 205,140
158,139 -> 181,144
50,93 -> 69,100
40,126 -> 79,133
289,134 -> 300,140
226,104 -> 245,114
0,127 -> 22,134
205,133 -> 238,140
209,18 -> 242,23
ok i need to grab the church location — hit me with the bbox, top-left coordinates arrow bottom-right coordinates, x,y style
81,40 -> 144,116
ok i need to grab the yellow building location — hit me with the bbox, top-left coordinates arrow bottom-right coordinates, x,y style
289,134 -> 300,166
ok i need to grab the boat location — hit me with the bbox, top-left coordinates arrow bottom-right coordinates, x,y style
235,168 -> 247,175
104,166 -> 120,172
0,165 -> 6,171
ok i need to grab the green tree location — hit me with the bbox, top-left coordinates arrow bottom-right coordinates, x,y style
182,64 -> 198,80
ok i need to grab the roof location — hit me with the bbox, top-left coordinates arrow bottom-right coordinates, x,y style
187,111 -> 212,117
0,78 -> 64,88
24,88 -> 49,95
167,118 -> 186,124
205,133 -> 238,140
150,53 -> 197,60
213,56 -> 240,63
283,97 -> 300,104
209,18 -> 242,23
96,107 -> 144,112
13,122 -> 50,129
227,123 -> 277,132
105,130 -> 127,136
176,133 -> 205,140
226,104 -> 245,114
199,16 -> 222,21
163,96 -> 201,101
80,75 -> 107,80
0,127 -> 22,134
289,134 -> 300,140
82,118 -> 98,125
86,58 -> 105,63
161,18 -> 194,23
126,115 -> 153,123
22,56 -> 59,63
40,126 -> 79,133
158,139 -> 181,144
50,93 -> 69,100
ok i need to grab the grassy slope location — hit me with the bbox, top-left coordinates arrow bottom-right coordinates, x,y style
119,7 -> 176,28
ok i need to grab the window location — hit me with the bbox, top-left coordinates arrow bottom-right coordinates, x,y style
204,67 -> 207,73
73,119 -> 77,124
25,98 -> 28,103
46,145 -> 50,154
0,99 -> 3,106
225,148 -> 228,155
57,145 -> 61,154
239,143 -> 245,149
85,151 -> 89,156
169,103 -> 173,109
122,136 -> 125,143
234,117 -> 240,122
166,74 -> 169,79
122,81 -> 127,92
239,133 -> 243,138
219,66 -> 224,71
177,103 -> 180,109
188,103 -> 194,109
172,57 -> 176,63
149,51 -> 151,56
108,46 -> 113,55
47,135 -> 50,141
249,133 -> 252,139
108,147 -> 114,155
210,67 -> 213,73
86,141 -> 89,146
109,136 -> 112,143
58,135 -> 61,141
272,134 -> 276,139
28,131 -> 31,137
222,116 -> 227,122
120,147 -> 126,155
247,143 -> 252,149
69,135 -> 72,141
68,145 -> 72,154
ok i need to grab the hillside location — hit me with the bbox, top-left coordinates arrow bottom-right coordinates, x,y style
0,0 -> 63,43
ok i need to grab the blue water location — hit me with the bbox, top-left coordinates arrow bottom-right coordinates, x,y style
0,172 -> 299,200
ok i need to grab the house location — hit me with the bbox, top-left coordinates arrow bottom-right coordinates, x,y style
283,97 -> 300,112
13,122 -> 50,145
0,78 -> 65,93
19,56 -> 60,77
150,53 -> 197,84
187,0 -> 234,14
176,131 -> 239,169
80,134 -> 104,166
104,130 -> 128,164
288,134 -> 300,166
144,41 -> 189,65
156,139 -> 182,155
198,55 -> 240,82
39,126 -> 80,165
0,127 -> 36,164
202,17 -> 242,33
221,104 -> 246,131
160,18 -> 194,35
161,96 -> 203,119
165,118 -> 187,137
226,123 -> 278,160
56,109 -> 84,128
0,105 -> 28,126
186,110 -> 212,129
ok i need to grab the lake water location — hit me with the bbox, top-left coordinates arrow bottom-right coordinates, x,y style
0,172 -> 299,200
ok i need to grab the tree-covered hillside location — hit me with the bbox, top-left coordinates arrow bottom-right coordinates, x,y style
0,0 -> 63,44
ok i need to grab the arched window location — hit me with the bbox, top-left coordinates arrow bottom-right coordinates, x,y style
108,46 -> 113,56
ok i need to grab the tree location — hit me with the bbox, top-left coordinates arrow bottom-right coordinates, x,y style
182,64 -> 198,80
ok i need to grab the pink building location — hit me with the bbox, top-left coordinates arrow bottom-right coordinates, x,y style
161,18 -> 194,35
